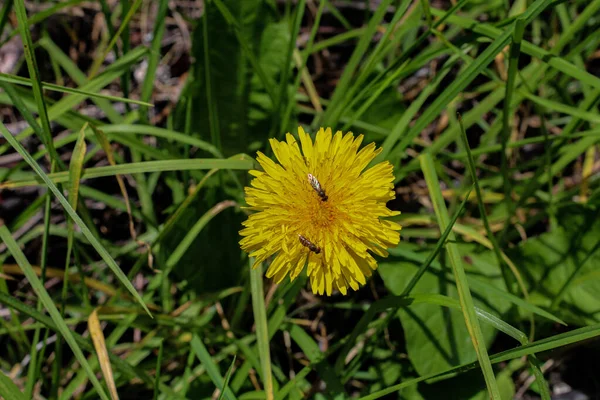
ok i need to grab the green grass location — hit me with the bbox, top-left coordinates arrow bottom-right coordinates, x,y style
1,1 -> 600,399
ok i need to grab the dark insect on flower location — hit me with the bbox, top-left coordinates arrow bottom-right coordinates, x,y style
307,173 -> 328,201
298,234 -> 321,254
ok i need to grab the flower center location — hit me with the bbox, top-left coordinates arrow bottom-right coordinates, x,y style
310,198 -> 337,228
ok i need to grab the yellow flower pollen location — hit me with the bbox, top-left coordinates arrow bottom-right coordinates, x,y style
239,127 -> 402,296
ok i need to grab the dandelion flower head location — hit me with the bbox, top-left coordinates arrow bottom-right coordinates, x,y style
240,127 -> 401,295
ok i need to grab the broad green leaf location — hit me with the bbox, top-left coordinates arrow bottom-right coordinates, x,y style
508,205 -> 600,325
379,256 -> 509,377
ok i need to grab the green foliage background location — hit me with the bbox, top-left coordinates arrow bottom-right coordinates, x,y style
0,0 -> 600,399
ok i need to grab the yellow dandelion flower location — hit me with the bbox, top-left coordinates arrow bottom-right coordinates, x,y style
239,127 -> 402,296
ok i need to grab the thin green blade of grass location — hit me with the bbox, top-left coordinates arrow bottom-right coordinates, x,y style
201,0 -> 221,150
13,0 -> 58,163
0,157 -> 254,189
0,72 -> 153,107
153,340 -> 164,400
457,110 -> 551,396
0,370 -> 26,400
360,322 -> 600,400
0,0 -> 14,37
250,262 -> 274,400
88,0 -> 142,78
229,282 -> 305,394
0,225 -> 110,400
217,356 -> 237,400
0,121 -> 152,316
190,335 -> 238,400
287,323 -> 345,394
51,125 -> 88,390
140,0 -> 168,123
420,153 -> 501,399
100,124 -> 222,157
24,199 -> 52,398
458,114 -> 518,295
519,89 -> 600,124
501,18 -> 525,224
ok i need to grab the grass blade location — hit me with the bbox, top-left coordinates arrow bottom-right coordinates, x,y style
420,153 -> 501,399
88,0 -> 142,78
458,114 -> 522,296
288,323 -> 344,393
501,18 -> 525,223
153,340 -> 164,400
0,72 -> 152,106
140,0 -> 168,122
0,370 -> 26,400
401,187 -> 472,297
88,309 -> 120,400
218,356 -> 237,400
12,0 -> 58,162
0,157 -> 254,189
250,261 -> 274,400
191,335 -> 238,400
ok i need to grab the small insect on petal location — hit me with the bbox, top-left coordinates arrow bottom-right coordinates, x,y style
307,173 -> 328,201
298,234 -> 321,254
